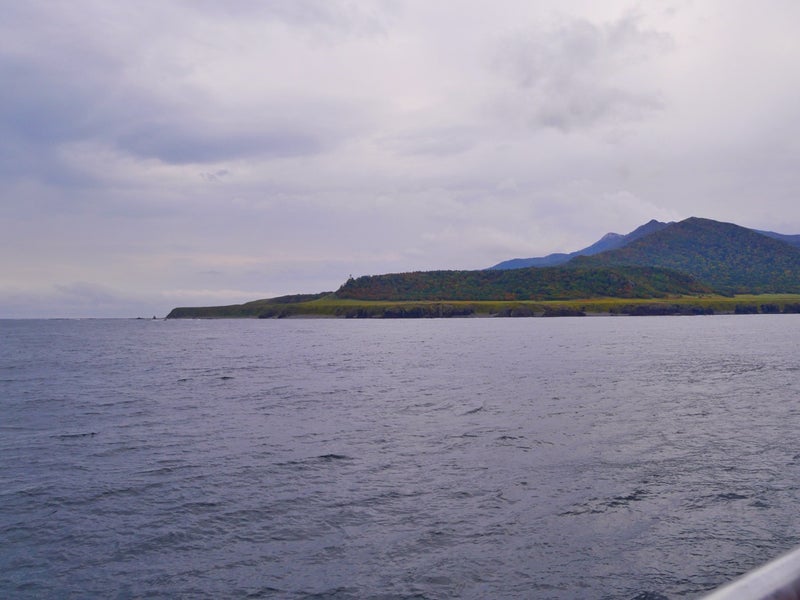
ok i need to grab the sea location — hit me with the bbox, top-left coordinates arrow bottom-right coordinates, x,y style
2,315 -> 800,599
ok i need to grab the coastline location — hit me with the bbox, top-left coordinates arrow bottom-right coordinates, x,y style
166,294 -> 800,319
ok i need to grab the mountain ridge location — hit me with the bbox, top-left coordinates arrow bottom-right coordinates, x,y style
491,218 -> 800,270
571,217 -> 800,294
166,216 -> 800,317
489,219 -> 671,269
339,216 -> 800,299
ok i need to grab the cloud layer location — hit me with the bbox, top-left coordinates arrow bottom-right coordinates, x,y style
3,1 -> 800,316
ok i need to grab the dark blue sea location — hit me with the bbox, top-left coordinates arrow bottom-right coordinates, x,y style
2,316 -> 800,599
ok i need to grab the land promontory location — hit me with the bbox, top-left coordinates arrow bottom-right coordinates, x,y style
167,217 -> 800,318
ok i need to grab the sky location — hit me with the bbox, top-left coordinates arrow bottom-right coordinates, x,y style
2,1 -> 800,318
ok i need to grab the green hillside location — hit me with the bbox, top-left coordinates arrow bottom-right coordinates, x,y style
166,217 -> 800,318
334,265 -> 712,301
572,217 -> 800,294
166,292 -> 331,318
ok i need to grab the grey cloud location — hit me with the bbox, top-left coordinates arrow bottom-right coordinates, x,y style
0,59 -> 94,144
0,46 -> 340,168
0,4 -> 130,143
116,123 -> 324,164
495,14 -> 672,131
378,127 -> 475,157
536,87 -> 664,132
200,169 -> 230,183
0,31 -> 122,184
179,0 -> 390,33
105,90 -> 368,164
0,2 -> 370,185
0,57 -> 117,187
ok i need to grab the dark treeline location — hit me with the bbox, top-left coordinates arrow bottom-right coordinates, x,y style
335,265 -> 711,302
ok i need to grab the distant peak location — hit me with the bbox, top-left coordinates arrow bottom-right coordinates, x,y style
599,232 -> 622,241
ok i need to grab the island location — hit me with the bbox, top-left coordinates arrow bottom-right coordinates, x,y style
167,217 -> 800,319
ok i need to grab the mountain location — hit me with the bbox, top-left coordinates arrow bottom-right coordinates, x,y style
167,216 -> 800,318
334,265 -> 712,302
490,219 -> 671,269
491,220 -> 800,270
339,216 -> 800,301
571,217 -> 800,294
757,230 -> 800,249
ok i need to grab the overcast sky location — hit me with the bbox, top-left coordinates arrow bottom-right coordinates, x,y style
2,1 -> 800,317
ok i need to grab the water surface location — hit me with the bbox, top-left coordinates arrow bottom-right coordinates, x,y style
2,316 -> 800,598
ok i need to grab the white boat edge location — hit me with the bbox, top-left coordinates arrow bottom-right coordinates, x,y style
701,545 -> 800,600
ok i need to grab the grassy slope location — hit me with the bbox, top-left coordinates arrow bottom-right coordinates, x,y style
166,294 -> 800,318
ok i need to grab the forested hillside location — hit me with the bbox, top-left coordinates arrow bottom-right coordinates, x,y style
167,217 -> 800,317
573,217 -> 800,294
334,265 -> 711,301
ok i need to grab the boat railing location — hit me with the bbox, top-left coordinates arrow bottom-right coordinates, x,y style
701,546 -> 800,600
